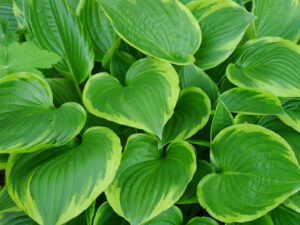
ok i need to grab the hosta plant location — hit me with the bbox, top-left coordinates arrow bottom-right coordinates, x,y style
0,0 -> 300,225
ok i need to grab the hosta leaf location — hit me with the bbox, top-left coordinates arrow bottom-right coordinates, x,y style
83,58 -> 179,138
252,0 -> 300,41
0,210 -> 38,225
93,202 -> 129,225
178,160 -> 213,204
13,0 -> 31,30
0,42 -> 61,77
0,154 -> 8,169
278,99 -> 300,133
0,0 -> 17,31
144,206 -> 183,225
259,116 -> 300,213
7,127 -> 122,225
186,217 -> 219,225
188,0 -> 253,69
0,73 -> 86,153
210,98 -> 234,141
46,78 -> 81,106
179,65 -> 219,106
30,0 -> 94,83
226,37 -> 300,97
270,205 -> 300,225
226,215 -> 274,225
68,0 -> 80,10
234,114 -> 260,125
97,0 -> 201,65
160,87 -> 211,146
0,187 -> 16,212
198,124 -> 300,223
221,88 -> 283,115
77,0 -> 118,61
105,134 -> 196,225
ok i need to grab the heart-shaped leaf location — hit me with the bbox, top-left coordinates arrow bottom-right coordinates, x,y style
30,0 -> 94,83
270,205 -> 300,225
186,217 -> 219,225
226,37 -> 300,97
252,0 -> 300,41
97,0 -> 201,65
221,88 -> 284,115
0,73 -> 86,153
160,87 -> 211,146
187,0 -> 254,69
6,127 -> 122,225
198,124 -> 300,223
105,134 -> 196,225
83,58 -> 180,138
77,0 -> 118,61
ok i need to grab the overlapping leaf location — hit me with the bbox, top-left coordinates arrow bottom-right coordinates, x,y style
7,127 -> 122,225
0,73 -> 86,153
97,0 -> 201,65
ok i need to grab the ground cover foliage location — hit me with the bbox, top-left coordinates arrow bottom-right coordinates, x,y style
0,0 -> 300,224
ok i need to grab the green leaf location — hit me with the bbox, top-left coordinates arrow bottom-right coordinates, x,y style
226,215 -> 274,225
210,98 -> 234,141
93,202 -> 129,225
178,160 -> 213,204
68,0 -> 80,10
186,217 -> 219,225
46,78 -> 81,106
270,205 -> 300,225
6,127 -> 122,225
0,73 -> 86,153
0,42 -> 61,77
221,88 -> 284,115
0,210 -> 38,225
30,0 -> 94,84
83,58 -> 180,138
97,0 -> 201,65
77,0 -> 118,61
226,37 -> 300,97
179,65 -> 219,106
144,206 -> 183,225
160,87 -> 211,146
234,114 -> 260,125
198,124 -> 300,223
0,0 -> 17,31
105,134 -> 196,225
0,187 -> 16,212
187,0 -> 254,69
0,154 -> 8,169
252,0 -> 300,41
259,116 -> 300,213
278,99 -> 300,133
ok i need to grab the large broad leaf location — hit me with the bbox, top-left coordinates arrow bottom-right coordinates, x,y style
30,0 -> 94,84
0,73 -> 86,153
178,160 -> 213,204
6,127 -> 122,225
77,0 -> 118,61
186,217 -> 219,225
226,215 -> 274,225
271,205 -> 300,225
83,58 -> 179,138
198,124 -> 300,223
0,0 -> 17,31
160,87 -> 211,147
226,37 -> 300,97
0,42 -> 60,77
221,88 -> 284,115
278,99 -> 300,133
97,0 -> 201,65
252,0 -> 300,42
210,98 -> 234,141
105,134 -> 196,225
187,0 -> 253,70
259,116 -> 300,213
179,65 -> 219,106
